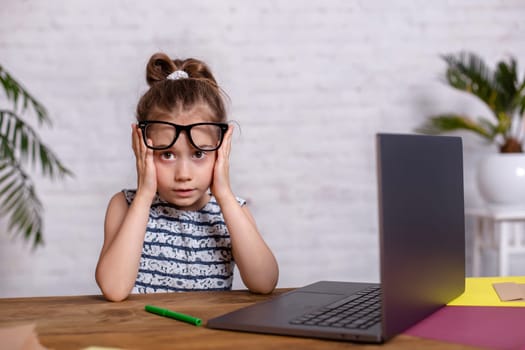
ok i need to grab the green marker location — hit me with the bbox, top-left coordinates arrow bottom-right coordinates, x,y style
145,305 -> 202,326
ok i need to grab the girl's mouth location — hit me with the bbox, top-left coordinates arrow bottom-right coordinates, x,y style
174,189 -> 194,197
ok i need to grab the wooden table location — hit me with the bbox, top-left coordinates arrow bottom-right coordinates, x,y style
0,289 -> 478,349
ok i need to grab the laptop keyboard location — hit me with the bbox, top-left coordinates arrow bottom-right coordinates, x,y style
289,286 -> 381,330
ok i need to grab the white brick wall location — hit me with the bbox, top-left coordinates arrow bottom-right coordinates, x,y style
1,0 -> 524,297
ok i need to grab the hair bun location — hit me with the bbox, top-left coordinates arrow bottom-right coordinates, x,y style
145,53 -> 219,89
137,52 -> 228,123
146,52 -> 177,86
176,58 -> 218,88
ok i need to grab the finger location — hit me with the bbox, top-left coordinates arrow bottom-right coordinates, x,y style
131,125 -> 143,187
133,126 -> 151,179
131,124 -> 138,154
221,125 -> 234,156
137,126 -> 150,162
225,123 -> 234,141
132,124 -> 144,158
227,125 -> 234,141
145,138 -> 154,162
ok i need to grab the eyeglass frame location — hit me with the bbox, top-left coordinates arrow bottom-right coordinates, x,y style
137,121 -> 229,151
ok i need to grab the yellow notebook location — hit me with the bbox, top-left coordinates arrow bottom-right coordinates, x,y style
448,276 -> 525,307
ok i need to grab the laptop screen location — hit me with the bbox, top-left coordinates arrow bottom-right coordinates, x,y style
376,133 -> 465,340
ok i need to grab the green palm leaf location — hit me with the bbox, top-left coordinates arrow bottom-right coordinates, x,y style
0,66 -> 50,126
416,114 -> 494,140
419,52 -> 525,153
0,65 -> 72,248
441,52 -> 498,111
0,110 -> 71,179
0,156 -> 43,246
516,72 -> 525,116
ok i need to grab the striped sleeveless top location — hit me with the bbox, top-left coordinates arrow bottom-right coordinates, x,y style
122,189 -> 245,293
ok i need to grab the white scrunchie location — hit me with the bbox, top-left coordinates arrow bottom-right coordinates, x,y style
167,70 -> 189,80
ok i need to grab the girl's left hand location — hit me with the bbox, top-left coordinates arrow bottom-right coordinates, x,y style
211,124 -> 234,200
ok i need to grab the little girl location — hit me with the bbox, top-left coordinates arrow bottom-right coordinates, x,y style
95,52 -> 279,302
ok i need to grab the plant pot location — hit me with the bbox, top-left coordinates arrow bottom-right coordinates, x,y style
477,153 -> 525,206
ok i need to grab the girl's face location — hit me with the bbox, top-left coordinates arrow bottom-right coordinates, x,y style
149,105 -> 218,211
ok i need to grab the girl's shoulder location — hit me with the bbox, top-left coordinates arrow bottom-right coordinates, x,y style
121,189 -> 137,205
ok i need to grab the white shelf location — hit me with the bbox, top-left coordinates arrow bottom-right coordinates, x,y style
467,206 -> 525,276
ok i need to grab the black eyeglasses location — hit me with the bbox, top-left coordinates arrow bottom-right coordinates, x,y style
138,121 -> 229,151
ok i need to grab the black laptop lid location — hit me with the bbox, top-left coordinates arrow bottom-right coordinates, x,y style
376,133 -> 465,340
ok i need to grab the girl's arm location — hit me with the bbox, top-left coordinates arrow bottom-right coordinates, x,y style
95,191 -> 151,301
95,125 -> 157,301
212,126 -> 279,294
218,196 -> 279,294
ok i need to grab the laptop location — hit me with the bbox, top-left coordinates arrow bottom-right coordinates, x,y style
207,133 -> 466,343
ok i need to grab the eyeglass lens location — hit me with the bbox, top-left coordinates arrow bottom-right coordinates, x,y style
143,123 -> 223,151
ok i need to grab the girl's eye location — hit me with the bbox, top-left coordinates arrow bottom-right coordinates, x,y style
160,151 -> 175,160
193,151 -> 207,159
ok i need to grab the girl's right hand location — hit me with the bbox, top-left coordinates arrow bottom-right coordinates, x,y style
131,124 -> 157,202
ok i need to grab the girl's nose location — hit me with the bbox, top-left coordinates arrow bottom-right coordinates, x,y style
173,133 -> 193,181
174,157 -> 192,181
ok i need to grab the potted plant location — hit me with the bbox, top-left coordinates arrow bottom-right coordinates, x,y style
417,52 -> 525,205
0,65 -> 72,247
